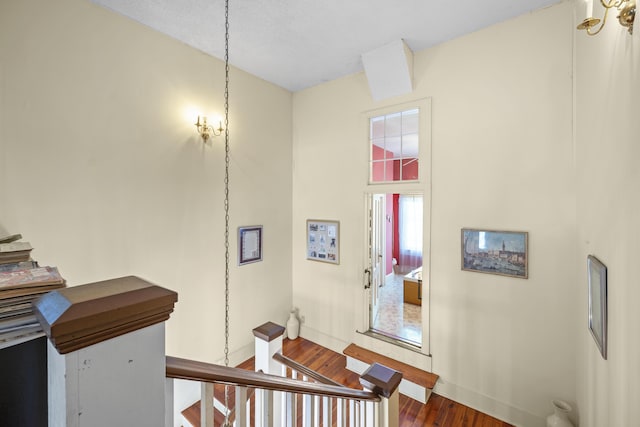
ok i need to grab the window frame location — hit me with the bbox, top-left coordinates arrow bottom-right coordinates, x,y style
368,106 -> 422,185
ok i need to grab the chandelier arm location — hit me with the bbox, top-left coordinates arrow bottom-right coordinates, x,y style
600,0 -> 623,8
587,5 -> 611,35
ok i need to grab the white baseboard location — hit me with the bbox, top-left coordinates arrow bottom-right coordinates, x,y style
300,326 -> 542,426
434,381 -> 545,427
298,325 -> 350,355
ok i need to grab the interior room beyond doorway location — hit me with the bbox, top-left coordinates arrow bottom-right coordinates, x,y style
369,193 -> 423,347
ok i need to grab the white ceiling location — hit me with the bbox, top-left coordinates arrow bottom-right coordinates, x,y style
90,0 -> 562,92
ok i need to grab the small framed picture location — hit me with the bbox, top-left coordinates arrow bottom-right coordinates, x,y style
588,255 -> 607,359
461,228 -> 528,278
307,219 -> 339,264
238,226 -> 262,265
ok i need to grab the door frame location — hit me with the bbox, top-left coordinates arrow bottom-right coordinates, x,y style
363,190 -> 428,352
358,97 -> 432,355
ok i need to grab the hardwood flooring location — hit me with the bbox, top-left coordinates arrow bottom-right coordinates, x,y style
283,338 -> 512,427
182,337 -> 513,427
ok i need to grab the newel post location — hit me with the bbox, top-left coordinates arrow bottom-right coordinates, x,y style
33,276 -> 178,427
253,322 -> 286,427
359,363 -> 403,427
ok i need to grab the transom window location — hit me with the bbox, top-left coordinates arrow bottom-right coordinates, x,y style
369,108 -> 419,183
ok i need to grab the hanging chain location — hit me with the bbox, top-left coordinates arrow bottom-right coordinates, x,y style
223,0 -> 231,425
223,0 -> 230,372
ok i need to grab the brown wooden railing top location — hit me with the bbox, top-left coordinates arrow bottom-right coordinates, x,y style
33,276 -> 177,354
252,322 -> 285,342
166,356 -> 380,402
272,352 -> 344,387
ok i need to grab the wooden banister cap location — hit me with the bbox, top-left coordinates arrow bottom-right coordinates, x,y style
32,275 -> 178,354
252,322 -> 285,342
359,363 -> 403,398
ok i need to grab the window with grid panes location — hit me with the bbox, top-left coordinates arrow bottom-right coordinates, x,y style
369,108 -> 419,183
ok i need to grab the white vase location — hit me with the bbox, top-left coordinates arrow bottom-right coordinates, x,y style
546,400 -> 574,427
286,311 -> 299,340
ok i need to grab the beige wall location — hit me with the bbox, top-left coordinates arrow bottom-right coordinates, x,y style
0,0 -> 293,363
575,3 -> 640,426
3,0 -> 638,425
293,3 -> 576,425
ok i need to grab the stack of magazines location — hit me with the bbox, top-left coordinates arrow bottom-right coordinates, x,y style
0,233 -> 66,347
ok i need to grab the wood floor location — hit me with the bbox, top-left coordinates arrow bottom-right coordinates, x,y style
183,336 -> 513,427
283,338 -> 512,427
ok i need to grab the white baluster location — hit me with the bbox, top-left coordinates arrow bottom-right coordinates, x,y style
303,391 -> 314,426
235,386 -> 247,427
349,400 -> 356,426
253,323 -> 285,426
314,395 -> 321,426
255,388 -> 264,427
337,399 -> 346,427
363,399 -> 377,427
283,391 -> 295,427
201,382 -> 214,427
322,396 -> 331,426
265,389 -> 274,427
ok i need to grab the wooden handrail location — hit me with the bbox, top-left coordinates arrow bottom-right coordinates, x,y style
166,356 -> 380,402
273,352 -> 344,387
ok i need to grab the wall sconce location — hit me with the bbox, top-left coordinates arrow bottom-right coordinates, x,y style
195,116 -> 224,141
577,0 -> 636,35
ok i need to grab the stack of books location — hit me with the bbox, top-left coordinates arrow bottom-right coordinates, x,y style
0,233 -> 66,348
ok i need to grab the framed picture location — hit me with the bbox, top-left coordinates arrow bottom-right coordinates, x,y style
461,229 -> 528,278
238,226 -> 262,265
306,219 -> 339,264
588,255 -> 607,359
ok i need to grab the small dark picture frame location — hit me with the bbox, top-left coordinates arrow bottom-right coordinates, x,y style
587,255 -> 607,360
238,226 -> 263,266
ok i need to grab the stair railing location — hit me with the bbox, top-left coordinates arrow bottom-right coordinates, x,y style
165,355 -> 381,427
165,322 -> 402,427
273,352 -> 363,426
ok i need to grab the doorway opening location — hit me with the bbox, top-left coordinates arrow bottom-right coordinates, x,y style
368,192 -> 423,347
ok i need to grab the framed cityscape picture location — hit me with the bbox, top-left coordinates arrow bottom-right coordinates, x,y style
306,219 -> 339,264
461,229 -> 528,278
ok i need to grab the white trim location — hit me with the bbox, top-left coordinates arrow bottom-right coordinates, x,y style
360,97 -> 432,356
434,381 -> 544,427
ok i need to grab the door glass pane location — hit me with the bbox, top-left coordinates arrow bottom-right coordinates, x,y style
370,108 -> 420,183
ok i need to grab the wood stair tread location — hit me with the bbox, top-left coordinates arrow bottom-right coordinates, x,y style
181,400 -> 232,427
343,343 -> 438,389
